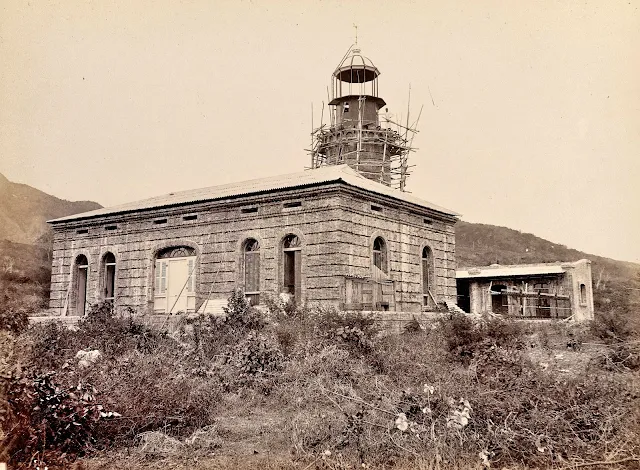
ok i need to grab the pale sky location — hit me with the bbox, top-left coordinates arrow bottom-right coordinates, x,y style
1,0 -> 639,263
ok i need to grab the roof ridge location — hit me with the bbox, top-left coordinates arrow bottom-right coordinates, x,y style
49,164 -> 458,223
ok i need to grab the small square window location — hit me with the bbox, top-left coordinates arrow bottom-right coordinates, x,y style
77,229 -> 88,234
283,201 -> 302,209
183,214 -> 198,221
153,218 -> 168,225
423,218 -> 433,225
371,205 -> 383,213
241,207 -> 259,214
105,225 -> 117,231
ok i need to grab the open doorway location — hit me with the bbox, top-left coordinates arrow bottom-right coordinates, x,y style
282,235 -> 301,300
75,255 -> 89,315
491,284 -> 507,314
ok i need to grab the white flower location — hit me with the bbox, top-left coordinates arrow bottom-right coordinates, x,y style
421,406 -> 432,415
423,384 -> 435,395
395,413 -> 409,432
459,398 -> 472,411
479,450 -> 491,468
447,407 -> 471,429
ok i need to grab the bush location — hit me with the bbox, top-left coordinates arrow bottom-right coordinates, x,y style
0,308 -> 28,335
591,309 -> 635,343
5,372 -> 118,468
27,302 -> 169,372
234,331 -> 284,377
440,312 -> 524,363
314,307 -> 380,354
223,288 -> 266,331
594,342 -> 640,371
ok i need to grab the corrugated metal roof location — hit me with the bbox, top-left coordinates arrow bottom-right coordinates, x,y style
456,263 -> 567,279
49,164 -> 459,223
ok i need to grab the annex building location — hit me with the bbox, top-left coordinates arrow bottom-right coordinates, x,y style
48,48 -> 459,317
456,259 -> 595,321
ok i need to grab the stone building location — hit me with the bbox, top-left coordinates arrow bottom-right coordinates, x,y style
456,259 -> 594,321
47,48 -> 459,316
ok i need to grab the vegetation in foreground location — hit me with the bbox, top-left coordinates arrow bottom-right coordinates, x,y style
1,292 -> 639,469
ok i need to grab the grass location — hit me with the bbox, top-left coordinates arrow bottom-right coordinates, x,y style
2,294 -> 639,469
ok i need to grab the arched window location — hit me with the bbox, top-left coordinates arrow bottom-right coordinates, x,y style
372,237 -> 387,274
282,234 -> 302,299
243,239 -> 260,305
580,283 -> 587,305
154,246 -> 197,314
75,254 -> 89,316
422,246 -> 435,308
102,252 -> 116,301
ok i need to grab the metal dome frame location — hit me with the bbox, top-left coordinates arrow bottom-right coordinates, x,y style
330,45 -> 381,100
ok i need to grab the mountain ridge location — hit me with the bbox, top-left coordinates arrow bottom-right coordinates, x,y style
0,172 -> 102,244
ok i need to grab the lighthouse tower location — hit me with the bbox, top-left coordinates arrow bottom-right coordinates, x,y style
310,47 -> 414,190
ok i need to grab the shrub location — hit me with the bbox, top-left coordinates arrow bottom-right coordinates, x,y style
187,293 -> 267,362
591,309 -> 635,343
314,307 -> 380,354
223,288 -> 266,331
5,372 -> 118,468
440,312 -> 524,363
403,316 -> 424,334
234,331 -> 284,377
594,342 -> 640,371
0,308 -> 28,335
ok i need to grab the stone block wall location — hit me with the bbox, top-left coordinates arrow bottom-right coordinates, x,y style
49,183 -> 456,315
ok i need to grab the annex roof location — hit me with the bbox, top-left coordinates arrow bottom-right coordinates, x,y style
456,262 -> 571,280
49,164 -> 459,223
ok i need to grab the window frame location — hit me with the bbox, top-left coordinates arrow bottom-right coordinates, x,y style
102,252 -> 116,301
421,245 -> 435,308
372,236 -> 388,274
242,238 -> 261,305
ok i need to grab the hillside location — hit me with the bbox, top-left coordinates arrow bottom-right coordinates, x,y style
0,172 -> 101,245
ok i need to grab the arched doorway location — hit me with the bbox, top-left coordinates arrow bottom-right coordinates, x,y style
154,246 -> 196,313
75,254 -> 89,316
491,284 -> 507,314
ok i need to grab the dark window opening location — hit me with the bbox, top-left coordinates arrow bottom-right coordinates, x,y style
103,252 -> 116,301
580,284 -> 587,305
153,218 -> 167,225
373,237 -> 387,274
183,214 -> 198,221
283,201 -> 302,209
423,218 -> 433,225
75,255 -> 89,316
105,225 -> 117,231
241,207 -> 259,214
371,205 -> 383,212
422,246 -> 435,307
243,239 -> 260,305
77,229 -> 88,234
491,284 -> 508,315
282,234 -> 302,299
343,102 -> 350,113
